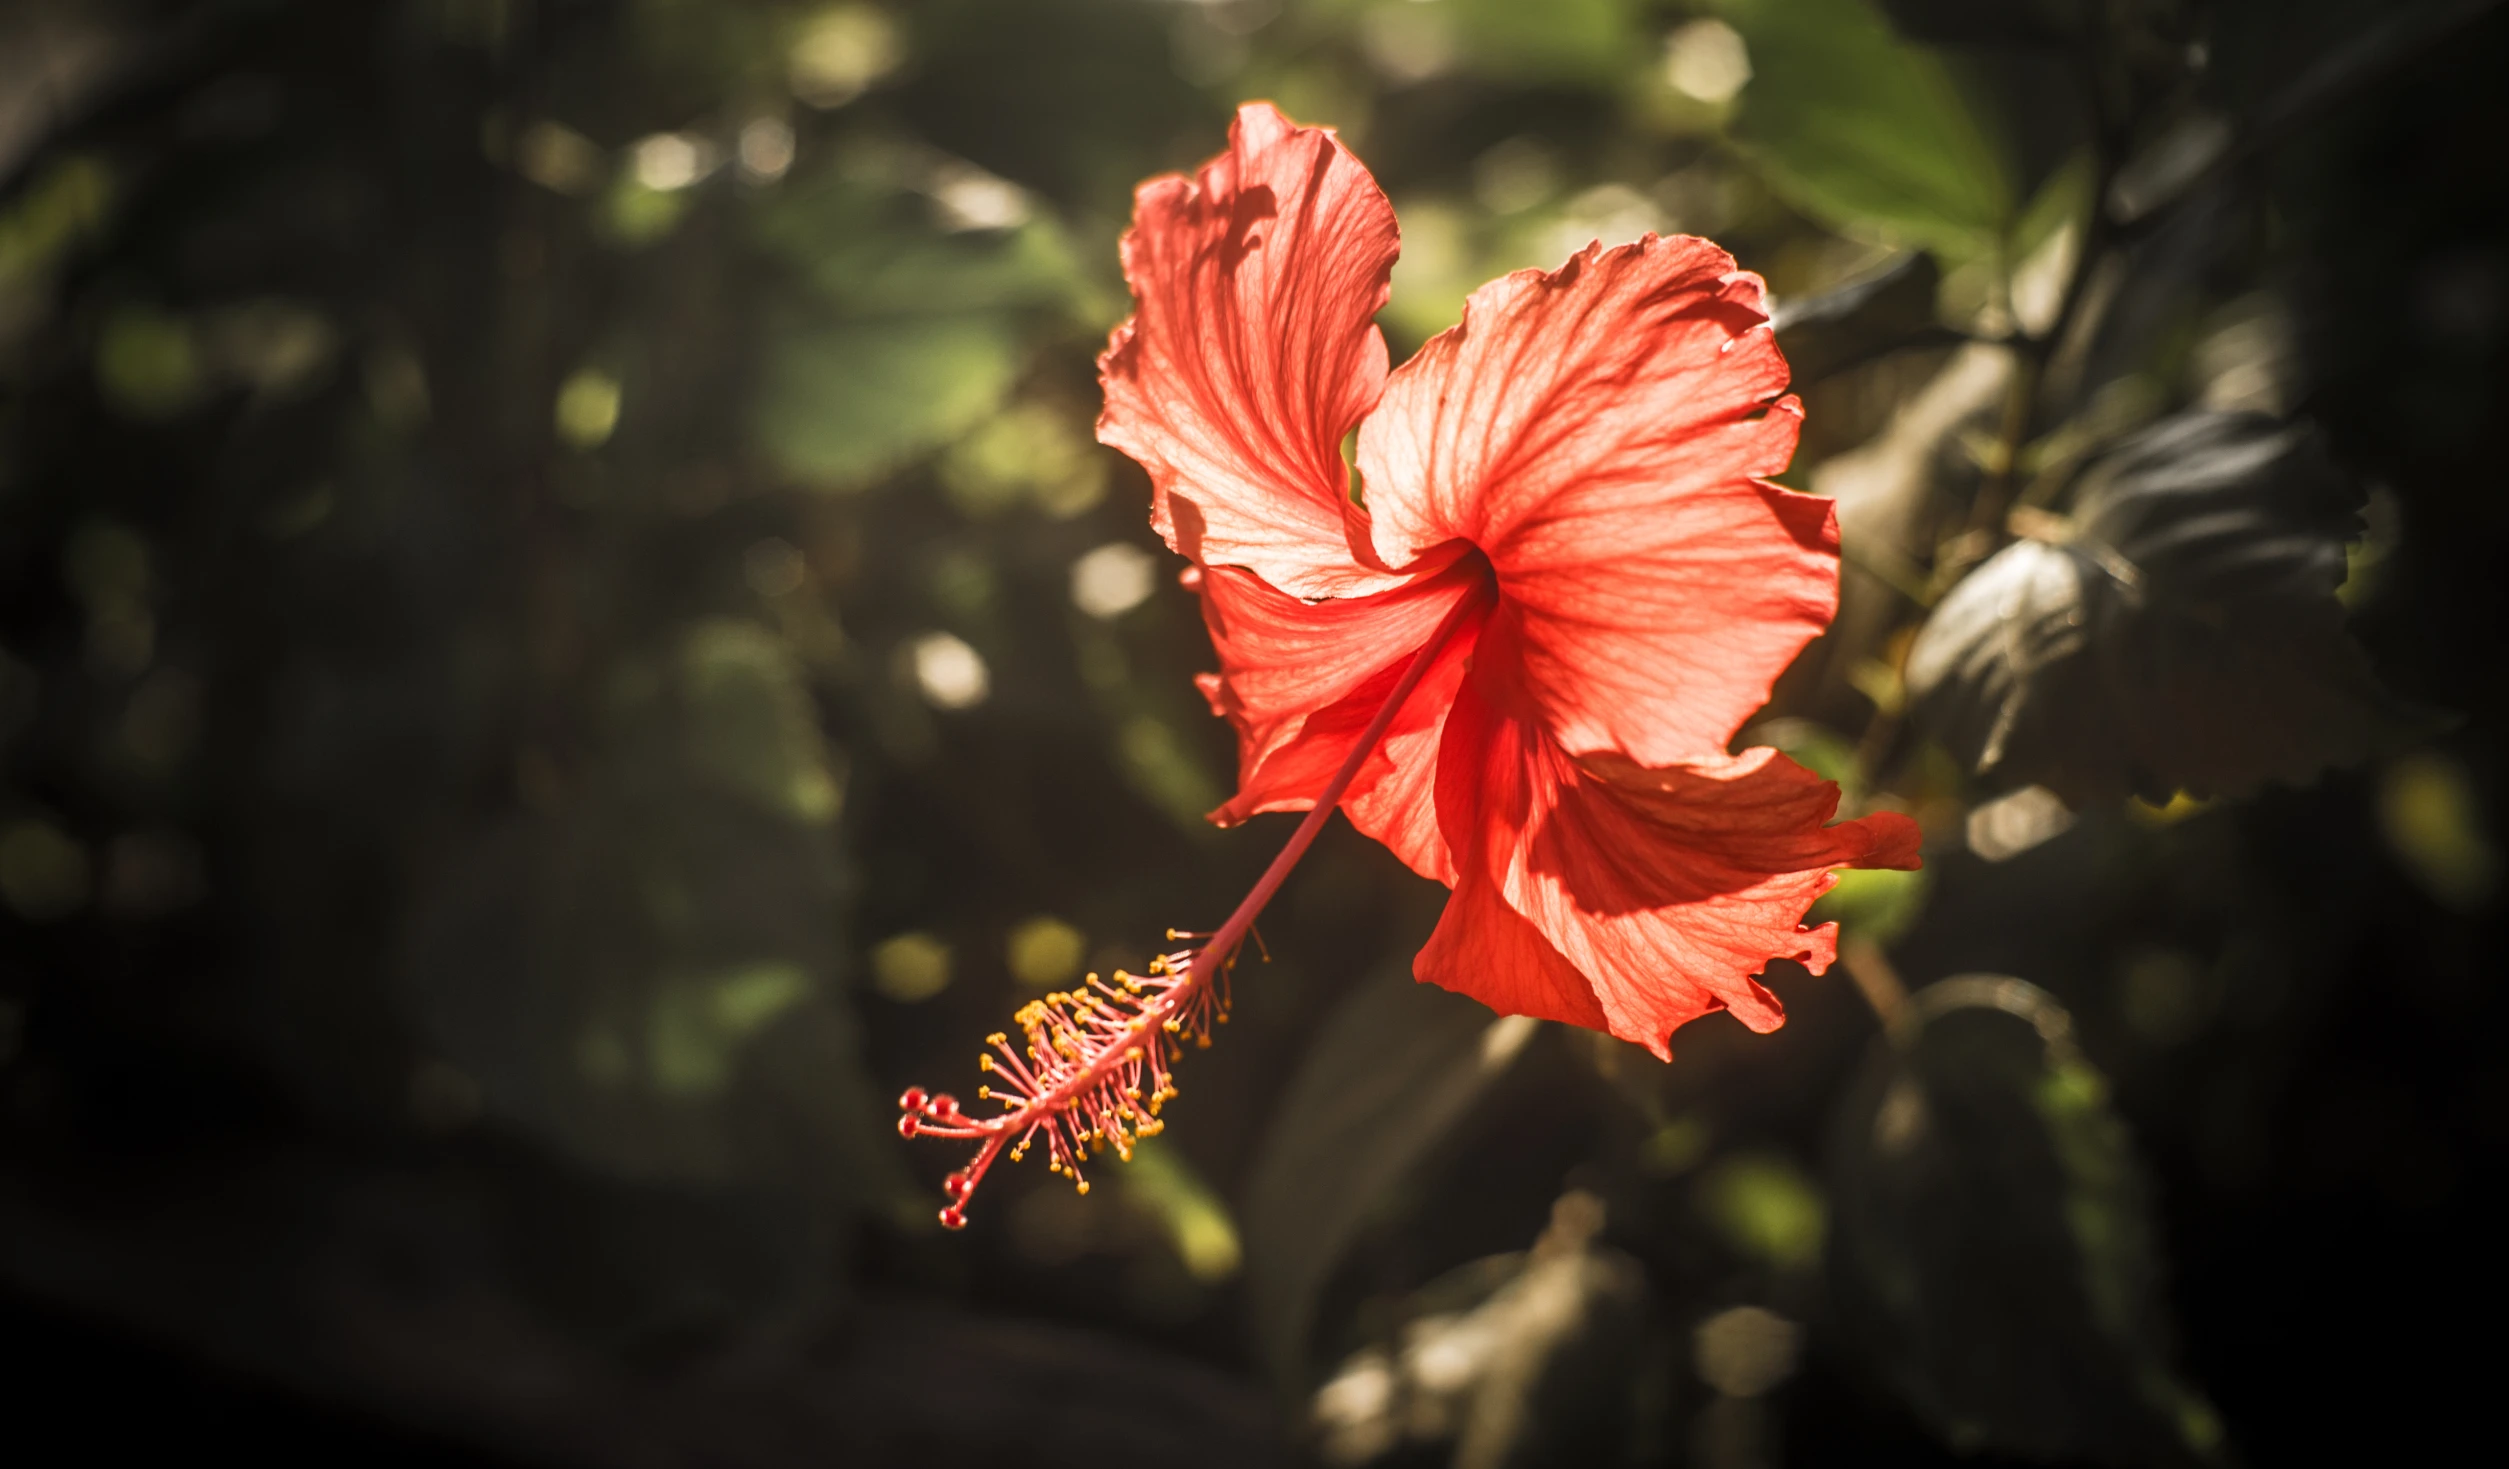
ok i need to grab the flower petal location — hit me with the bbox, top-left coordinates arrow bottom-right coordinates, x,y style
1098,103 -> 1403,599
1357,234 -> 1831,763
1416,849 -> 1610,1031
1425,667 -> 1921,1058
1195,555 -> 1484,882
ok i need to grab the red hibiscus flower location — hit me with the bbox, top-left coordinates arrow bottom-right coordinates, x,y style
899,104 -> 1918,1224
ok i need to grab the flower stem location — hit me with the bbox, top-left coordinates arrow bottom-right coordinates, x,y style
897,578 -> 1488,1225
1195,581 -> 1486,986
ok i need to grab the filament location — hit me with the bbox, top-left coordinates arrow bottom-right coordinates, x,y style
898,579 -> 1488,1227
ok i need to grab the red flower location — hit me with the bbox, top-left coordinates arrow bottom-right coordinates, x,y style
898,105 -> 1918,1224
1100,103 -> 1919,1055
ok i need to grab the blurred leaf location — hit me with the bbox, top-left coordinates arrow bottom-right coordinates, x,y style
1244,965 -> 1542,1387
754,313 -> 1023,488
2013,148 -> 2094,261
1771,250 -> 1952,384
1809,864 -> 1933,946
94,304 -> 205,419
1726,0 -> 2014,257
0,817 -> 90,922
1748,717 -> 1863,794
2178,0 -> 2505,224
600,173 -> 693,246
1827,976 -> 2222,1464
678,618 -> 844,824
1448,0 -> 1645,85
938,400 -> 1109,519
1306,1194 -> 1655,1469
754,171 -> 1083,317
2377,751 -> 2504,912
0,154 -> 113,288
1119,1137 -> 1243,1283
1695,1152 -> 1825,1271
1116,716 -> 1223,830
400,628 -> 906,1215
1906,411 -> 2407,805
747,166 -> 1089,488
1875,0 -> 2078,46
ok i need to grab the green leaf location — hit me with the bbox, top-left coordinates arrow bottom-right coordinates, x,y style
1905,412 -> 2410,805
1827,976 -> 2223,1465
1726,0 -> 2014,257
1243,964 -> 1541,1387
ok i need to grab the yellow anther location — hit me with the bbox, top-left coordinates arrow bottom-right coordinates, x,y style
978,1055 -> 994,1071
978,1085 -> 991,1099
1076,1180 -> 1090,1195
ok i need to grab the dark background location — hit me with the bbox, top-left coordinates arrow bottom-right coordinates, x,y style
1,1 -> 2500,1464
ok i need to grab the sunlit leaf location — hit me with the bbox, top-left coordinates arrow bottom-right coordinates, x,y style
1244,964 -> 1541,1386
1827,976 -> 2223,1464
1905,411 -> 2404,805
1726,0 -> 2014,257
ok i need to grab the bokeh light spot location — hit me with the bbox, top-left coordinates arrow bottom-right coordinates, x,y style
1694,1305 -> 1801,1398
555,368 -> 621,449
1070,541 -> 1157,620
1664,19 -> 1751,105
2379,752 -> 2502,912
872,931 -> 952,1002
1697,1153 -> 1825,1272
907,631 -> 990,710
0,818 -> 90,922
742,537 -> 807,598
631,132 -> 712,191
790,5 -> 903,108
1006,915 -> 1086,988
738,117 -> 796,182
